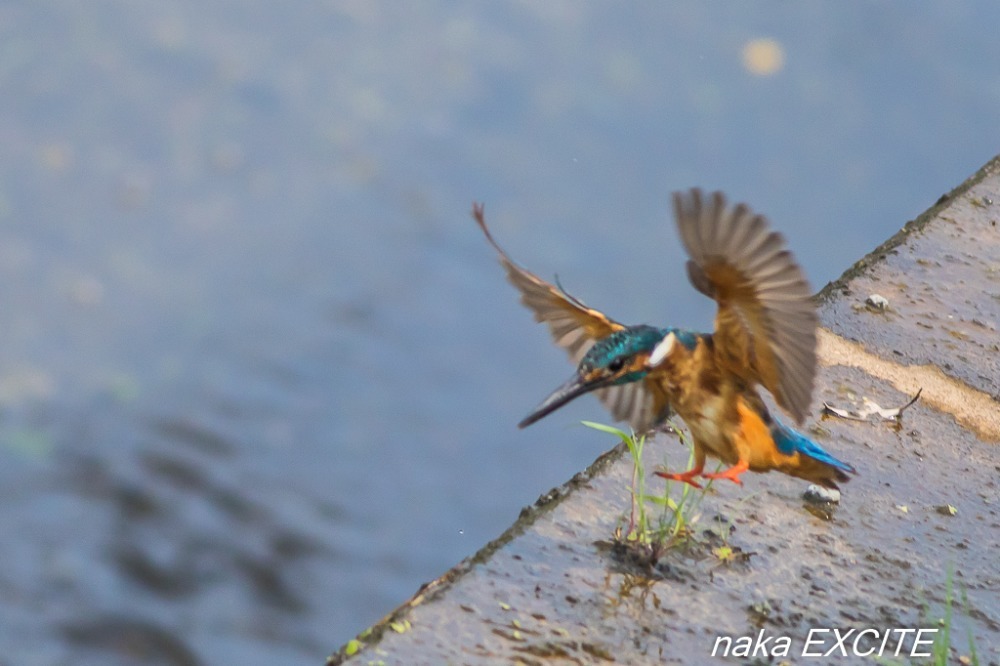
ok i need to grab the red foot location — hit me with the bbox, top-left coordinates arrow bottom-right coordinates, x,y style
701,460 -> 750,486
654,467 -> 704,490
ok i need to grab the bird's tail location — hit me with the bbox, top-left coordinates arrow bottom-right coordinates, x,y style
771,420 -> 857,489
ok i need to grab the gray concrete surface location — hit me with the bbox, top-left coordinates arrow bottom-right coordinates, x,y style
328,156 -> 1000,666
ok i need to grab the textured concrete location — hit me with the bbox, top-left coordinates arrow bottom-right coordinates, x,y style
328,156 -> 1000,666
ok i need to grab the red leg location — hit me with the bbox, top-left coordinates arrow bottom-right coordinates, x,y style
701,459 -> 749,486
655,462 -> 705,490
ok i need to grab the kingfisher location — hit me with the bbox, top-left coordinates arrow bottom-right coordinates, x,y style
472,189 -> 856,489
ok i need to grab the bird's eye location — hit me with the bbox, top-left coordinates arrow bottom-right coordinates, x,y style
608,358 -> 625,373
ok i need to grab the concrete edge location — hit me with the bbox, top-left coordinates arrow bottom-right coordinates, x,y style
815,153 -> 1000,304
327,442 -> 629,664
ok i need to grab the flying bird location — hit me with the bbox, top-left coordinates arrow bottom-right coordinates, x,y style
473,191 -> 855,489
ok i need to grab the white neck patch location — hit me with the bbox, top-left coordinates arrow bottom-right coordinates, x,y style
648,332 -> 676,367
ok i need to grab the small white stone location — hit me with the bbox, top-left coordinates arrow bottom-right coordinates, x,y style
803,485 -> 841,504
865,294 -> 889,310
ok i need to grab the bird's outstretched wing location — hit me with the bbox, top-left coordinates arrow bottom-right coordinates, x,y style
472,203 -> 623,361
473,203 -> 670,431
671,189 -> 817,424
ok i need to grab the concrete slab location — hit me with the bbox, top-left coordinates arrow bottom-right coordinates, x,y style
820,158 -> 1000,401
328,156 -> 1000,666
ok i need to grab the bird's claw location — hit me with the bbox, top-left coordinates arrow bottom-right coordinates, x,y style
654,467 -> 704,490
701,461 -> 749,486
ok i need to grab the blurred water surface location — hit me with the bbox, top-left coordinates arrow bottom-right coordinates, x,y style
0,2 -> 997,663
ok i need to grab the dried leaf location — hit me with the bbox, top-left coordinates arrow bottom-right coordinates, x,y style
823,389 -> 922,422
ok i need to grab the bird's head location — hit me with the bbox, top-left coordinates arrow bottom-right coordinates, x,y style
518,325 -> 667,428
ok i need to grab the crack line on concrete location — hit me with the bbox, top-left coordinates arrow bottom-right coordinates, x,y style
817,328 -> 1000,442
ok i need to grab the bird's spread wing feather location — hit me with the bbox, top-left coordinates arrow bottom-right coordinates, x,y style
472,203 -> 623,360
473,203 -> 670,431
593,380 -> 672,433
671,189 -> 817,424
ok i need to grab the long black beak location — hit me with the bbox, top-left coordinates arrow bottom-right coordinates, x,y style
518,372 -> 606,428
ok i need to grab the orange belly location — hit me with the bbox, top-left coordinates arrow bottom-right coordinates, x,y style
734,399 -> 788,472
684,396 -> 797,472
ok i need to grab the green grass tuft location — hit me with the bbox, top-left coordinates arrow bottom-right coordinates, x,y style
875,566 -> 980,666
583,419 -> 712,548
